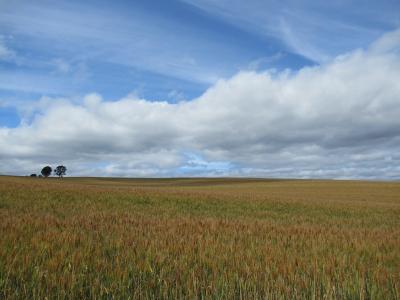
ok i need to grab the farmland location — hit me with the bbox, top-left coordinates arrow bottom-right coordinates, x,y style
0,176 -> 399,299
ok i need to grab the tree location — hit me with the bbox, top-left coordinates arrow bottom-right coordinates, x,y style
54,165 -> 67,178
41,166 -> 52,178
30,174 -> 37,177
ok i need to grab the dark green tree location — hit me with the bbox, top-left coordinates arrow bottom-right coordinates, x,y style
54,165 -> 67,178
41,166 -> 52,178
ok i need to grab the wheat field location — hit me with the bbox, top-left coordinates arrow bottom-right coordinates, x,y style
0,176 -> 399,299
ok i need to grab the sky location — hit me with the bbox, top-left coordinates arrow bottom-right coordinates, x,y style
0,0 -> 400,178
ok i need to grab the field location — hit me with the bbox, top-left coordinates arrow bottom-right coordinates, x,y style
0,176 -> 399,299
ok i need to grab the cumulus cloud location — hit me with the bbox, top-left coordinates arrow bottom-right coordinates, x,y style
1,30 -> 400,178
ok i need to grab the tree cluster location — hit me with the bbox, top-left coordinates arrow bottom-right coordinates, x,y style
30,165 -> 67,178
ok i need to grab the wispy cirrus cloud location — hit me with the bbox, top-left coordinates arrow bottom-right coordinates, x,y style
181,0 -> 400,63
0,1 -> 232,85
0,37 -> 16,62
2,0 -> 294,104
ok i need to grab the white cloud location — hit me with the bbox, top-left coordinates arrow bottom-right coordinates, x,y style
1,30 -> 400,178
51,59 -> 71,74
0,1 -> 226,85
0,39 -> 15,61
181,0 -> 396,63
278,18 -> 330,63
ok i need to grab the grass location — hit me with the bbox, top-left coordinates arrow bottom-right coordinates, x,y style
0,176 -> 399,299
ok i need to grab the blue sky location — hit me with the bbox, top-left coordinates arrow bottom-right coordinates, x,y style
2,0 -> 396,110
0,0 -> 315,105
0,0 -> 400,178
